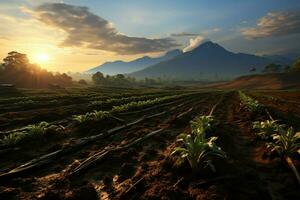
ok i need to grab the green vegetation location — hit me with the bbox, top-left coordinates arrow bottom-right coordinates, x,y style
268,127 -> 300,183
253,118 -> 300,183
111,94 -> 185,112
239,91 -> 264,113
74,93 -> 191,124
0,122 -> 61,147
172,114 -> 226,172
267,127 -> 300,157
73,113 -> 92,124
190,115 -> 216,135
291,57 -> 300,72
263,63 -> 282,73
252,120 -> 284,140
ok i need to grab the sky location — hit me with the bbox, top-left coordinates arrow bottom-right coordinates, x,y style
0,0 -> 299,72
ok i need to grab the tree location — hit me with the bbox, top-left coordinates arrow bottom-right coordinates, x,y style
291,58 -> 300,72
92,72 -> 106,85
0,51 -> 73,88
78,79 -> 87,85
3,51 -> 29,67
262,63 -> 282,73
283,65 -> 291,73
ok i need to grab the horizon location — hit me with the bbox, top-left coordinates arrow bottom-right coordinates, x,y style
0,0 -> 300,73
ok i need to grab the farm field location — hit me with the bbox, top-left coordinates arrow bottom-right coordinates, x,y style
0,87 -> 299,200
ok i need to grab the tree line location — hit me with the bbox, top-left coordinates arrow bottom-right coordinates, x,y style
262,58 -> 300,73
91,72 -> 169,86
0,51 -> 73,88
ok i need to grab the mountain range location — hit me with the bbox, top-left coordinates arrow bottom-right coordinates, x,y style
87,41 -> 294,81
130,41 -> 292,81
86,49 -> 182,75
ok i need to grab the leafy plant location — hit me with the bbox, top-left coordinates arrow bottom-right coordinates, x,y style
172,114 -> 225,172
190,115 -> 215,136
73,113 -> 92,123
172,132 -> 226,172
91,110 -> 110,121
0,121 -> 54,146
26,121 -> 49,136
267,127 -> 300,183
0,132 -> 27,146
252,120 -> 284,140
267,127 -> 300,157
239,91 -> 264,113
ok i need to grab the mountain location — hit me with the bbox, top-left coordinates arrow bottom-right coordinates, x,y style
130,41 -> 289,81
262,55 -> 292,65
86,49 -> 182,75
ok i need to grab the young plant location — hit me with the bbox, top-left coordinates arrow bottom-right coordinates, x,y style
172,133 -> 226,172
91,110 -> 110,121
26,121 -> 49,136
73,113 -> 92,123
0,121 -> 53,146
0,132 -> 27,146
239,91 -> 264,113
267,127 -> 300,157
190,115 -> 215,136
252,120 -> 284,140
267,127 -> 300,183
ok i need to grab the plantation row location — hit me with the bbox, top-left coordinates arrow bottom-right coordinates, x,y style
75,92 -> 197,123
0,92 -> 197,147
239,91 -> 300,183
0,90 -> 176,112
0,91 -> 190,134
0,91 -> 176,113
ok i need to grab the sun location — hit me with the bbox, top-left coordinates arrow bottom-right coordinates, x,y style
33,53 -> 49,64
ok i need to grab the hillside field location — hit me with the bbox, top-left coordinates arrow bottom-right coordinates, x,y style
0,87 -> 299,199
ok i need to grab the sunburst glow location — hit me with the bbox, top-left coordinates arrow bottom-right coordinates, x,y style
33,53 -> 49,64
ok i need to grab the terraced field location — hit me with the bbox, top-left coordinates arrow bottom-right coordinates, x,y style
0,87 -> 299,200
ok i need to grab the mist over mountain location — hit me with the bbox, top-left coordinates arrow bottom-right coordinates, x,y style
86,49 -> 182,75
129,41 -> 291,81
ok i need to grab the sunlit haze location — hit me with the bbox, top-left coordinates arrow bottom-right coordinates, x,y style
0,0 -> 299,73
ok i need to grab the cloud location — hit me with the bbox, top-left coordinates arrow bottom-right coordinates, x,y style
183,36 -> 206,52
212,28 -> 220,33
241,11 -> 300,39
30,3 -> 179,55
171,28 -> 220,37
170,32 -> 199,37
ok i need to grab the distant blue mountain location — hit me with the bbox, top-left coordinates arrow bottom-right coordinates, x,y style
129,41 -> 292,81
86,49 -> 182,75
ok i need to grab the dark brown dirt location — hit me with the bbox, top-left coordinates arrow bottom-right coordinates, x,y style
0,90 -> 299,200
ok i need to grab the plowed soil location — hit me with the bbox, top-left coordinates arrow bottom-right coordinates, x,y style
0,89 -> 299,200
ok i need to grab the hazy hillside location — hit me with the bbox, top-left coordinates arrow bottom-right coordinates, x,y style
86,49 -> 182,75
130,41 -> 288,81
211,72 -> 300,89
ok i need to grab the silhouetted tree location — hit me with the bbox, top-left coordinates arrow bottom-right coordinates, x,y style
262,63 -> 282,73
92,72 -> 106,85
283,65 -> 291,73
291,58 -> 300,72
0,51 -> 72,88
78,79 -> 87,85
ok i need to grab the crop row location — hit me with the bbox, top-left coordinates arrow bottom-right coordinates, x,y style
74,93 -> 195,123
0,93 -> 196,147
238,91 -> 264,113
240,92 -> 300,184
0,88 -> 170,105
253,118 -> 300,183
